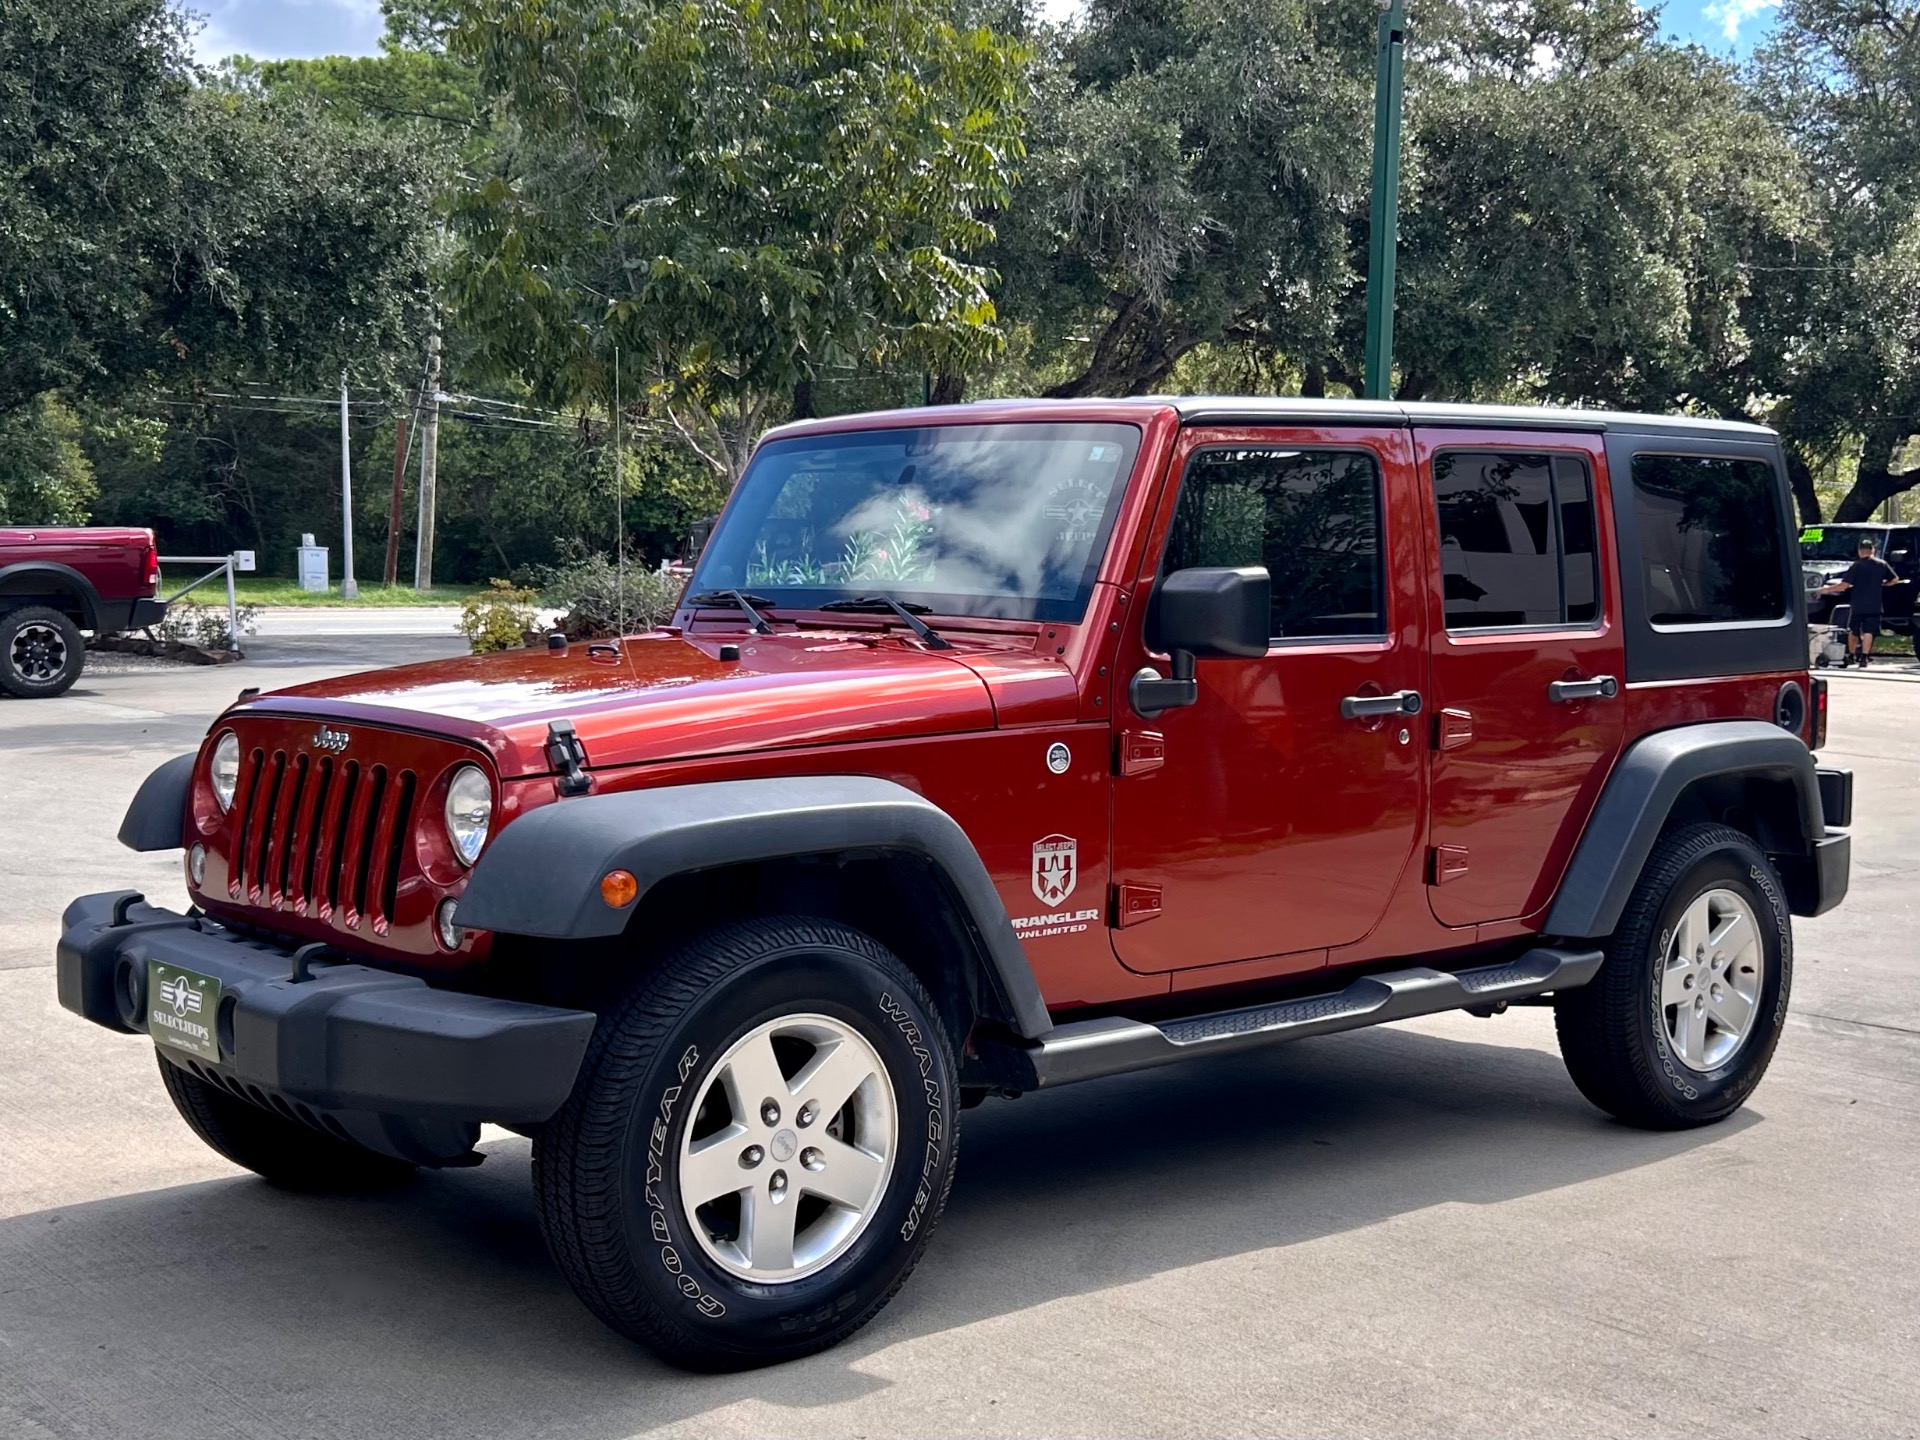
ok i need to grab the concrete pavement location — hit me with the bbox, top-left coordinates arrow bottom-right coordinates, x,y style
1,633 -> 1916,1438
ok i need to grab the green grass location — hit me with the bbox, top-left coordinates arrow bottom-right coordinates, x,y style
218,578 -> 494,607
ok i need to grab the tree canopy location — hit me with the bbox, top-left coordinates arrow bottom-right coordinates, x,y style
5,0 -> 1919,571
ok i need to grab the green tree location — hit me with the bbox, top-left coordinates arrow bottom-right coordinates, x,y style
0,397 -> 97,524
1751,0 -> 1920,522
447,0 -> 1029,480
991,0 -> 1378,398
0,0 -> 439,416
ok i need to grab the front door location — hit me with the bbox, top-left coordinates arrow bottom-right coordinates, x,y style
1419,430 -> 1627,927
1109,425 -> 1428,975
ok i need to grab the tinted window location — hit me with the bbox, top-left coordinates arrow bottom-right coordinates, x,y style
693,423 -> 1139,623
1632,455 -> 1787,625
1162,447 -> 1384,639
1433,451 -> 1598,629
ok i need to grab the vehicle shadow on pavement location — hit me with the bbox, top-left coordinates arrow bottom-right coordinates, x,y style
0,1023 -> 1748,1440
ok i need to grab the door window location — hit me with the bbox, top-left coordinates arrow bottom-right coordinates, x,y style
1161,447 -> 1385,640
1433,451 -> 1598,630
1630,454 -> 1787,625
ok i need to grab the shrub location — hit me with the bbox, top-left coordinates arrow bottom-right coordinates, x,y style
539,554 -> 688,639
151,598 -> 259,650
458,580 -> 539,654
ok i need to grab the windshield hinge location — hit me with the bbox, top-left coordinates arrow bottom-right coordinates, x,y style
546,719 -> 594,796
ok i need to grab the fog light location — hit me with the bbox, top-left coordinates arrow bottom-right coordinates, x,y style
435,897 -> 465,950
187,843 -> 206,888
601,869 -> 638,909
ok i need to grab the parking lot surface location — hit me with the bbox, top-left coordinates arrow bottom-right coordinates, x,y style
2,623 -> 1916,1439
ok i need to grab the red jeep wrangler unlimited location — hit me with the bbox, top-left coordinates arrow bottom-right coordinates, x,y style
0,525 -> 166,696
59,399 -> 1850,1369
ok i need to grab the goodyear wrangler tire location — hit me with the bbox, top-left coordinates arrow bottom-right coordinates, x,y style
1554,823 -> 1792,1130
532,916 -> 960,1371
155,1052 -> 418,1190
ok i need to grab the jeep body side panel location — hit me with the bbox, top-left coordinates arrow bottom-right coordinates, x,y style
1602,428 -> 1806,683
1544,719 -> 1830,937
454,775 -> 1054,1038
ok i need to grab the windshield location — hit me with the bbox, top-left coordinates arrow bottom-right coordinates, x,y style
691,422 -> 1141,622
1800,526 -> 1889,561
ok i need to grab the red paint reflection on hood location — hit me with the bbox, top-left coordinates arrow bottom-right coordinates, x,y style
238,630 -> 999,776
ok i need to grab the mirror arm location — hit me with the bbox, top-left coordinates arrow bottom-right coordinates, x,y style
1129,650 -> 1198,719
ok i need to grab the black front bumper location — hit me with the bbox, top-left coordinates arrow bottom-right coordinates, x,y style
58,891 -> 596,1162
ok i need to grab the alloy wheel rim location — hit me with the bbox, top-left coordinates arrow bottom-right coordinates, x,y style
10,623 -> 67,684
677,1012 -> 897,1284
1660,887 -> 1766,1072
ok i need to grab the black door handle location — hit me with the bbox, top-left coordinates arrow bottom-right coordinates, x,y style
1548,676 -> 1619,703
1340,689 -> 1423,720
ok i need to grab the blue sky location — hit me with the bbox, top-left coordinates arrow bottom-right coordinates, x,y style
176,0 -> 1785,67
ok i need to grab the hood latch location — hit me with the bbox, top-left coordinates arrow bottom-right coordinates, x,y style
547,719 -> 594,797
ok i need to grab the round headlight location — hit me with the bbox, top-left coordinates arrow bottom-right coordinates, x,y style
445,764 -> 493,867
210,732 -> 241,812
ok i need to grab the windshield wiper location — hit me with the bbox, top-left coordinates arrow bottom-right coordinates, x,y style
818,595 -> 952,650
687,589 -> 775,634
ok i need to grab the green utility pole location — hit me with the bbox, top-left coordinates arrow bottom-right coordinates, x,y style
1362,0 -> 1407,400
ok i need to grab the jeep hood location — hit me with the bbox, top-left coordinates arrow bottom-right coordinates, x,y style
240,630 -> 999,776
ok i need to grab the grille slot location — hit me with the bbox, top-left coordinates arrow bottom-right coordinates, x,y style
225,743 -> 416,930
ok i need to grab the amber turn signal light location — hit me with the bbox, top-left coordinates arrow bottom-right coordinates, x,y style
601,869 -> 639,908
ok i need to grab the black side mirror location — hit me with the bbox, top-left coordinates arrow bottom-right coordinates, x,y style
1132,566 -> 1270,717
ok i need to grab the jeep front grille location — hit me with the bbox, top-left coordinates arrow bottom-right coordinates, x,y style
227,743 -> 418,934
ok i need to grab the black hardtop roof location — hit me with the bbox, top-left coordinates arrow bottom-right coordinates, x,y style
760,395 -> 1776,445
1156,395 -> 1775,438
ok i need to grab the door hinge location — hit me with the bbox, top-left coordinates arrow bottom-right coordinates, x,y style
1437,707 -> 1474,751
1430,845 -> 1470,885
1112,881 -> 1163,927
1116,728 -> 1166,777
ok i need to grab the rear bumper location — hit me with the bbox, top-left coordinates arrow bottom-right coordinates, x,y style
88,597 -> 168,634
57,891 -> 595,1155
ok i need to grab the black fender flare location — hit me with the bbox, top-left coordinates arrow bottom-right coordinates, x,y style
454,775 -> 1053,1039
1545,720 -> 1829,937
0,561 -> 101,630
119,753 -> 196,851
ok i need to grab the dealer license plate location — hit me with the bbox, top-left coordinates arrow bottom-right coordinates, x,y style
147,960 -> 221,1062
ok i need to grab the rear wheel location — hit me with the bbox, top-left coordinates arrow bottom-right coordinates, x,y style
0,605 -> 84,698
156,1053 -> 418,1190
1554,823 -> 1791,1129
533,916 -> 960,1370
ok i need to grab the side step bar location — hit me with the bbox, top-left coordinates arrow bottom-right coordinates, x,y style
998,946 -> 1604,1091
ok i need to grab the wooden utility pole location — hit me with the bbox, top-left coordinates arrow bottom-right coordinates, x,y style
413,334 -> 442,591
382,411 -> 411,586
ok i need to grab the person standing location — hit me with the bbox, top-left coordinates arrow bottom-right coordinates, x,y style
1820,537 -> 1904,667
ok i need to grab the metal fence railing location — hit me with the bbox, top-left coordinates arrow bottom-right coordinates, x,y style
157,552 -> 252,646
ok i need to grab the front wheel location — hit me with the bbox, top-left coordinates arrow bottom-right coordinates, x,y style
1554,823 -> 1792,1129
533,917 -> 960,1370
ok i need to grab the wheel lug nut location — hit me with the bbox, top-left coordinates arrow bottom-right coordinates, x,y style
760,1099 -> 780,1126
800,1146 -> 824,1171
769,1169 -> 788,1199
741,1144 -> 764,1168
1683,974 -> 1694,989
797,1101 -> 817,1128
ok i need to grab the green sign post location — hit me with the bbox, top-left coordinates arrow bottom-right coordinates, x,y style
1362,0 -> 1408,400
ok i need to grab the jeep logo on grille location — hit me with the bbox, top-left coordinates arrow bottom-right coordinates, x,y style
312,725 -> 351,753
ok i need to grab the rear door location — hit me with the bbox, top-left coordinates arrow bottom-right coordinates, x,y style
1419,429 -> 1626,927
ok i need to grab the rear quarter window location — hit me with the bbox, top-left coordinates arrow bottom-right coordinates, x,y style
1631,455 -> 1787,626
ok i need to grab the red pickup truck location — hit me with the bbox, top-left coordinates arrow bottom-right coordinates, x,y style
0,526 -> 165,697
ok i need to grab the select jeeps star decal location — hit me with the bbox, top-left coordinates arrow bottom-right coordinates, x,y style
1031,833 -> 1078,906
312,725 -> 351,753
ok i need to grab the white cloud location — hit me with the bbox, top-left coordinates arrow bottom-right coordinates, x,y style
1703,0 -> 1779,43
